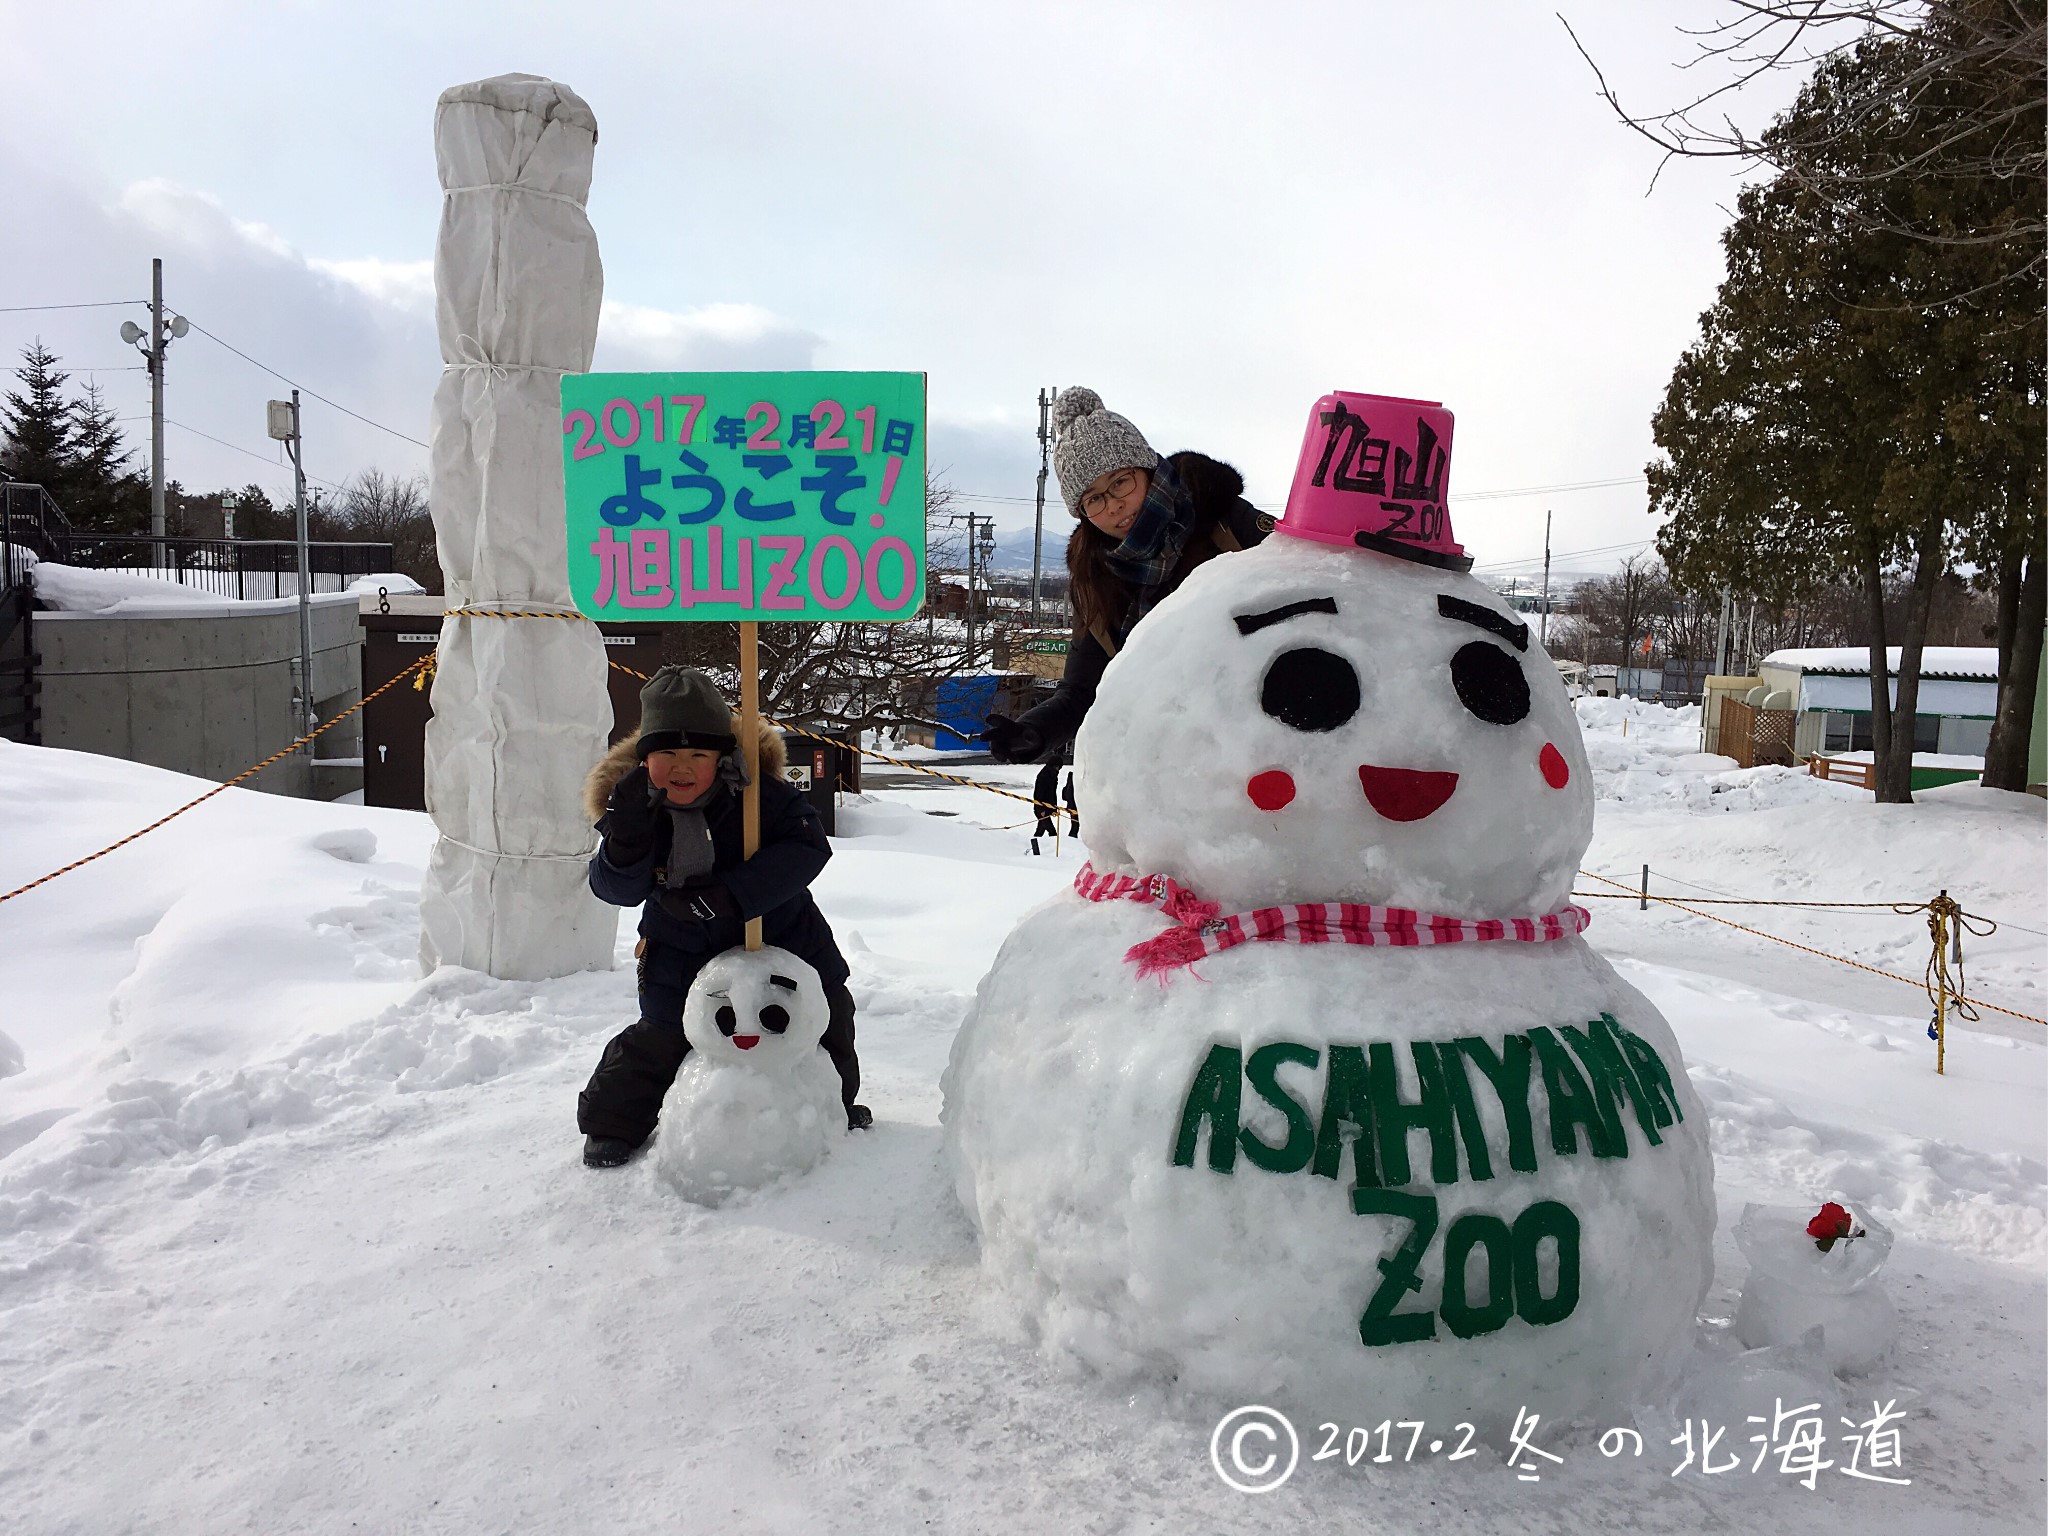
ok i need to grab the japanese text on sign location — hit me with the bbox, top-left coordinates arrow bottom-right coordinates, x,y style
561,371 -> 927,622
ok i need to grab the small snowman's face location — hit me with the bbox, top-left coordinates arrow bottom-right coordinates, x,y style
1075,538 -> 1594,915
682,946 -> 830,1070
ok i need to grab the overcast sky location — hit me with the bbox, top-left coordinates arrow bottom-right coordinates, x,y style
2,1 -> 1797,582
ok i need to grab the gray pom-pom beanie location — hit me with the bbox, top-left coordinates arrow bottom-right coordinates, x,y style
1052,386 -> 1160,514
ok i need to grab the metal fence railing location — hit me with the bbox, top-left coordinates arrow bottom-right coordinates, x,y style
50,535 -> 396,600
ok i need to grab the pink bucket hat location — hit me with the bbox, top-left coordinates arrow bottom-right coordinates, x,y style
1275,391 -> 1470,571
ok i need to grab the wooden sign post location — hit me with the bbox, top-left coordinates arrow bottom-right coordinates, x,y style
560,370 -> 928,956
739,619 -> 762,950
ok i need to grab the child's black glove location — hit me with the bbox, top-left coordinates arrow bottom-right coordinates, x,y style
601,764 -> 664,864
983,713 -> 1044,764
659,880 -> 738,933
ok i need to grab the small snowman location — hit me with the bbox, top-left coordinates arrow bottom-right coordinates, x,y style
943,392 -> 1716,1432
652,946 -> 842,1206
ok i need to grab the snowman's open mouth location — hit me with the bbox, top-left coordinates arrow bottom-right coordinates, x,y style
1358,764 -> 1459,821
732,1035 -> 760,1050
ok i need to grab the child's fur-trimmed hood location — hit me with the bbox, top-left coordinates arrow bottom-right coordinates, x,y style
583,714 -> 788,824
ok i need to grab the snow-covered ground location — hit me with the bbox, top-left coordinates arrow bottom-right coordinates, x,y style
0,701 -> 2042,1533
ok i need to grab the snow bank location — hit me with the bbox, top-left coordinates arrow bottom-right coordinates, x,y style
1573,696 -> 1861,812
26,561 -> 367,619
30,561 -> 246,613
0,734 -> 2040,1530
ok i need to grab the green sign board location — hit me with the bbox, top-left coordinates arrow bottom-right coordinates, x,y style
561,371 -> 926,622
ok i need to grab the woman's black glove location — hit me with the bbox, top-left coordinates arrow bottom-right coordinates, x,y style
601,764 -> 663,864
983,713 -> 1045,764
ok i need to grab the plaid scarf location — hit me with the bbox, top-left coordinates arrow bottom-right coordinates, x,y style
1104,455 -> 1197,633
1074,862 -> 1592,980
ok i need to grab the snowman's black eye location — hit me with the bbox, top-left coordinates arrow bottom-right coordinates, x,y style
1260,646 -> 1360,733
1451,641 -> 1530,725
715,1005 -> 738,1036
759,1005 -> 790,1035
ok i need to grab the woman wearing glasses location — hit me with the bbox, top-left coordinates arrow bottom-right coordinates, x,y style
983,385 -> 1269,765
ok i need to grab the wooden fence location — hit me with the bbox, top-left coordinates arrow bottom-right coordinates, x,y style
1807,754 -> 1877,790
1718,696 -> 1798,769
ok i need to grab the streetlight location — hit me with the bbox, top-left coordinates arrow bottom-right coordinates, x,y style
117,258 -> 189,541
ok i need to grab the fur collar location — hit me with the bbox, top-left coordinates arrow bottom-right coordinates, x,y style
582,714 -> 790,824
1166,450 -> 1246,509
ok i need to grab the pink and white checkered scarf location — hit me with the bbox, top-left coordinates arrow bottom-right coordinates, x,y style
1073,862 -> 1591,980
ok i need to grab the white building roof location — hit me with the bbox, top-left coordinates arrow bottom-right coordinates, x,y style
1761,646 -> 1999,681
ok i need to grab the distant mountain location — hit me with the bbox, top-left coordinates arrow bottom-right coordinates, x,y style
988,526 -> 1063,576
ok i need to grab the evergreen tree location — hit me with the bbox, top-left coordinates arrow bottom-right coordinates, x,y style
1650,24 -> 2042,802
66,382 -> 148,534
0,341 -> 77,493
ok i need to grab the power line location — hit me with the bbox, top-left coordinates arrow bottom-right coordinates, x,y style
164,419 -> 346,490
1473,538 -> 1658,572
183,320 -> 430,450
0,300 -> 147,314
1457,475 -> 1645,502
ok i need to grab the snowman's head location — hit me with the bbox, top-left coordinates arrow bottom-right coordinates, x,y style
681,946 -> 830,1070
1075,537 -> 1593,915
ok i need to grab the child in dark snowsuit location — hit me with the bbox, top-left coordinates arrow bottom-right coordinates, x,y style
576,666 -> 868,1168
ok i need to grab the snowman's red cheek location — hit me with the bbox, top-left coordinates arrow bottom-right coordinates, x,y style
1246,770 -> 1297,811
1539,743 -> 1570,789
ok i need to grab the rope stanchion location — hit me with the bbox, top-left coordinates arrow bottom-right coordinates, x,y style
1922,891 -> 1998,1072
1570,892 -> 1917,909
0,654 -> 434,908
1573,867 -> 2042,1032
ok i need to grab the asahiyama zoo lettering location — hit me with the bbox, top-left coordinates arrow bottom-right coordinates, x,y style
1169,1014 -> 1685,1348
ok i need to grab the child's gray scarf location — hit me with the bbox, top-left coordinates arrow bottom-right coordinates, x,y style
658,752 -> 751,889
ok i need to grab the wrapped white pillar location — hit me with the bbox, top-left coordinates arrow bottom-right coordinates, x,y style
419,74 -> 616,980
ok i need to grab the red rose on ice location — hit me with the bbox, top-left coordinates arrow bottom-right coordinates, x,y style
1807,1201 -> 1859,1252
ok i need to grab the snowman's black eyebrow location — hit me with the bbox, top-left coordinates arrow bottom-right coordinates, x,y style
1233,597 -> 1339,635
768,974 -> 799,991
1437,595 -> 1528,652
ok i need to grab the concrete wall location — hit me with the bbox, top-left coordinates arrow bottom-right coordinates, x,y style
36,594 -> 363,798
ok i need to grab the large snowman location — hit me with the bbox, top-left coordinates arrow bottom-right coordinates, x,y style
942,392 -> 1714,1432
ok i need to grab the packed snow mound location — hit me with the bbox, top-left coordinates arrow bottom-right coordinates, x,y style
1573,695 -> 1864,811
944,907 -> 1715,1431
27,562 -> 369,618
651,946 -> 841,1206
31,561 -> 246,613
346,572 -> 425,596
1076,537 -> 1594,915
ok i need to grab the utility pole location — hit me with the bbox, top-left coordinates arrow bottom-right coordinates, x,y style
1713,586 -> 1732,676
965,510 -> 977,667
119,259 -> 187,542
1538,509 -> 1553,648
1030,385 -> 1054,627
149,259 -> 166,539
268,393 -> 315,750
947,509 -> 995,669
